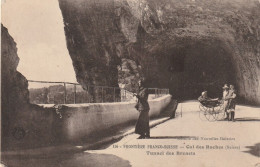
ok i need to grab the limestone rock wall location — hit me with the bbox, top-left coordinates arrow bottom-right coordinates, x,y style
1,25 -> 61,150
1,24 -> 29,112
58,0 -> 260,104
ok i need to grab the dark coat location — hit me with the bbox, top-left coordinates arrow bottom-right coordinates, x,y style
228,89 -> 236,110
135,87 -> 150,136
135,110 -> 150,135
135,87 -> 150,111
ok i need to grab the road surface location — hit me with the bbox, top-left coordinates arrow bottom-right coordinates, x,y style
2,101 -> 260,167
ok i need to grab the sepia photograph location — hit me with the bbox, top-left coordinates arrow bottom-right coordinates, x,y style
1,0 -> 260,166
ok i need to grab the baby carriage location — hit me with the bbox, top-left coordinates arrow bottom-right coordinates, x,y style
198,99 -> 225,121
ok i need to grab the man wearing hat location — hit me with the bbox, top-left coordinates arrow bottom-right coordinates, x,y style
227,85 -> 237,122
222,84 -> 230,120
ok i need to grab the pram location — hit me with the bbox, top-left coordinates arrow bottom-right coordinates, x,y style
198,99 -> 225,121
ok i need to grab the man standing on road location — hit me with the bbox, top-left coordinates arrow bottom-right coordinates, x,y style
227,85 -> 237,122
222,84 -> 230,120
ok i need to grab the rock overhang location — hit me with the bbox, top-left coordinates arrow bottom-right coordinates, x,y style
58,0 -> 260,104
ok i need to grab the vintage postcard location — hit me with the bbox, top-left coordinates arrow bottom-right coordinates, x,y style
1,0 -> 260,167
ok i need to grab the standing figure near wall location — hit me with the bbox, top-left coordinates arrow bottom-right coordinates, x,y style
222,84 -> 230,120
227,85 -> 237,122
134,79 -> 150,139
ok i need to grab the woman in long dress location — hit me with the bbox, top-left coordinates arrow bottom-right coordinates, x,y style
134,80 -> 150,139
222,84 -> 230,120
227,85 -> 237,122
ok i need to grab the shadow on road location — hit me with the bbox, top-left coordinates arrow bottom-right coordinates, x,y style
148,136 -> 197,139
243,143 -> 260,157
2,152 -> 131,167
235,117 -> 260,122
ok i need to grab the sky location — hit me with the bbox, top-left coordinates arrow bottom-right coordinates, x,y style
2,0 -> 77,88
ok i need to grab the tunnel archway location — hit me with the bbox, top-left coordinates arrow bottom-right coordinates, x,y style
168,38 -> 237,100
58,0 -> 260,105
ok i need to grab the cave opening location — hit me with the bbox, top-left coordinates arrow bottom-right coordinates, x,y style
167,39 -> 237,100
170,51 -> 186,73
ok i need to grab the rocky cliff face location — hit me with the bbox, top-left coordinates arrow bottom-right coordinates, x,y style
1,25 -> 60,150
1,24 -> 29,112
1,24 -> 29,149
58,0 -> 260,104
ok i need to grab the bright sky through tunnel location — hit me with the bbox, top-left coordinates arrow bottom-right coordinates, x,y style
2,0 -> 77,88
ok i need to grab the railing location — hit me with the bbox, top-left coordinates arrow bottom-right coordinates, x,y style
28,80 -> 169,104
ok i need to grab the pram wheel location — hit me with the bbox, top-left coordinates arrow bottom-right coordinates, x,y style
199,105 -> 216,121
213,101 -> 225,120
205,107 -> 218,122
199,105 -> 208,121
199,100 -> 225,121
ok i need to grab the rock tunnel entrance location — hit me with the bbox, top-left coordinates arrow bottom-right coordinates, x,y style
57,0 -> 260,104
167,38 -> 237,100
